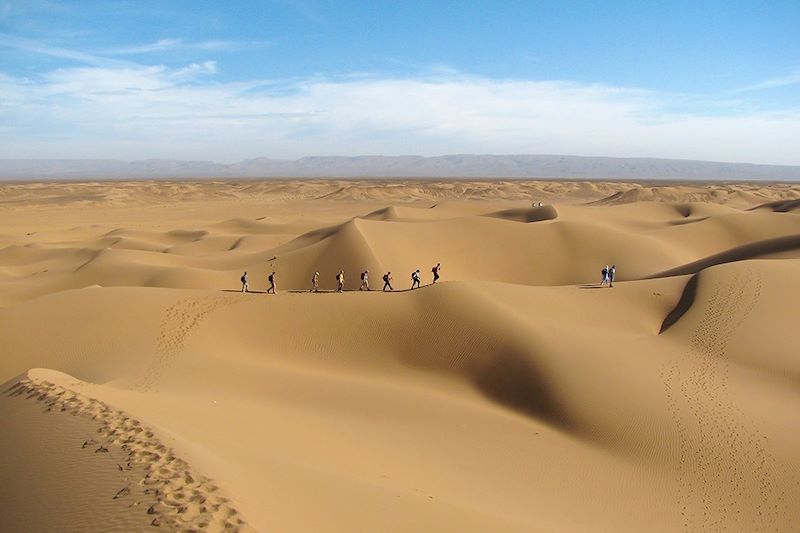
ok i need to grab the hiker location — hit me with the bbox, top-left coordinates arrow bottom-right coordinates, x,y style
267,271 -> 276,294
411,269 -> 421,289
609,265 -> 616,288
336,270 -> 345,292
382,272 -> 393,291
360,270 -> 370,291
432,263 -> 441,284
241,271 -> 249,292
601,265 -> 609,286
311,271 -> 319,292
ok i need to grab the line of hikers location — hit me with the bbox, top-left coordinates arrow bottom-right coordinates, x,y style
240,263 -> 442,293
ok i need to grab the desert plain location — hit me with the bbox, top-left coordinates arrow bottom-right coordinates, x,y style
1,178 -> 800,532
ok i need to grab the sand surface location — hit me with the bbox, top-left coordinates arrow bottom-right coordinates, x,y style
1,179 -> 799,532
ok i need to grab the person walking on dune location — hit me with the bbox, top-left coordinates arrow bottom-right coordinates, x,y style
609,265 -> 616,288
383,272 -> 393,291
601,265 -> 609,287
432,263 -> 441,284
267,271 -> 276,294
311,271 -> 319,292
241,271 -> 249,292
360,269 -> 370,291
336,270 -> 345,292
411,269 -> 421,289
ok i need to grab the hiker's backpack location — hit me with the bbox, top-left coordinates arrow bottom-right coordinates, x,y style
360,272 -> 365,280
383,274 -> 389,282
241,275 -> 246,283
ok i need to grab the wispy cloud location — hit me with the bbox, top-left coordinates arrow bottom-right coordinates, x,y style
174,60 -> 218,78
0,32 -> 268,68
0,64 -> 799,164
0,32 -> 129,67
103,38 -> 184,55
102,38 -> 267,55
733,68 -> 800,93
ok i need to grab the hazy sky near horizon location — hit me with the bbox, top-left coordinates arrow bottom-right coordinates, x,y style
1,1 -> 799,164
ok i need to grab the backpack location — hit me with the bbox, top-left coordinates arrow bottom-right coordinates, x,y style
601,268 -> 608,277
383,274 -> 389,282
268,274 -> 274,282
241,275 -> 246,283
360,272 -> 365,280
432,267 -> 437,274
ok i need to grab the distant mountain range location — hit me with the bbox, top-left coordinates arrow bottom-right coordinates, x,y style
1,155 -> 799,181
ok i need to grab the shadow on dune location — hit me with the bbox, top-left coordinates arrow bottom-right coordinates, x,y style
667,216 -> 710,226
647,234 -> 800,278
750,198 -> 800,213
484,205 -> 558,223
659,274 -> 699,334
470,346 -> 571,429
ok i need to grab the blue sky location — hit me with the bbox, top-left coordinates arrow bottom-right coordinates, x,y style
1,0 -> 799,164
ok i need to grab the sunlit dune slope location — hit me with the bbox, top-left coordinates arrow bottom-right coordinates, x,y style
1,179 -> 799,532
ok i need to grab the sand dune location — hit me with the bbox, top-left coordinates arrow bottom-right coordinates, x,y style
1,179 -> 799,532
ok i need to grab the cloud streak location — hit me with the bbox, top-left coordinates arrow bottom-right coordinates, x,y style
1,63 -> 799,165
0,32 -> 128,67
733,68 -> 800,93
102,38 -> 267,55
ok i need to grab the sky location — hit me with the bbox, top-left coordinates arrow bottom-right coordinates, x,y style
0,0 -> 799,164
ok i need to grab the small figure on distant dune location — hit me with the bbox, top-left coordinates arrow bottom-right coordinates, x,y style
241,271 -> 249,292
600,265 -> 609,287
311,271 -> 319,292
360,270 -> 370,291
411,269 -> 421,289
383,272 -> 393,291
609,265 -> 616,288
432,263 -> 441,284
336,270 -> 345,292
267,271 -> 276,294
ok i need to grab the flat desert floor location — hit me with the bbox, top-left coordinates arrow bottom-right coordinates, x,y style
1,179 -> 800,532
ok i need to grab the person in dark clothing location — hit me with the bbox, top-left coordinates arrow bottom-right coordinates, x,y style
382,272 -> 393,291
267,271 -> 276,294
411,269 -> 421,289
432,263 -> 441,284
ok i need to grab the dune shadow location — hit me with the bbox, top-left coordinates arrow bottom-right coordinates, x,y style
470,347 -> 572,431
647,234 -> 800,278
659,274 -> 699,334
749,198 -> 800,213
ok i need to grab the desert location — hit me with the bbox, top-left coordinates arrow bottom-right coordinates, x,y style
1,178 -> 799,532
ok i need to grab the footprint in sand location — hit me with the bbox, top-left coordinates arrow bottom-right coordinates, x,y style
660,268 -> 784,531
10,377 -> 251,532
